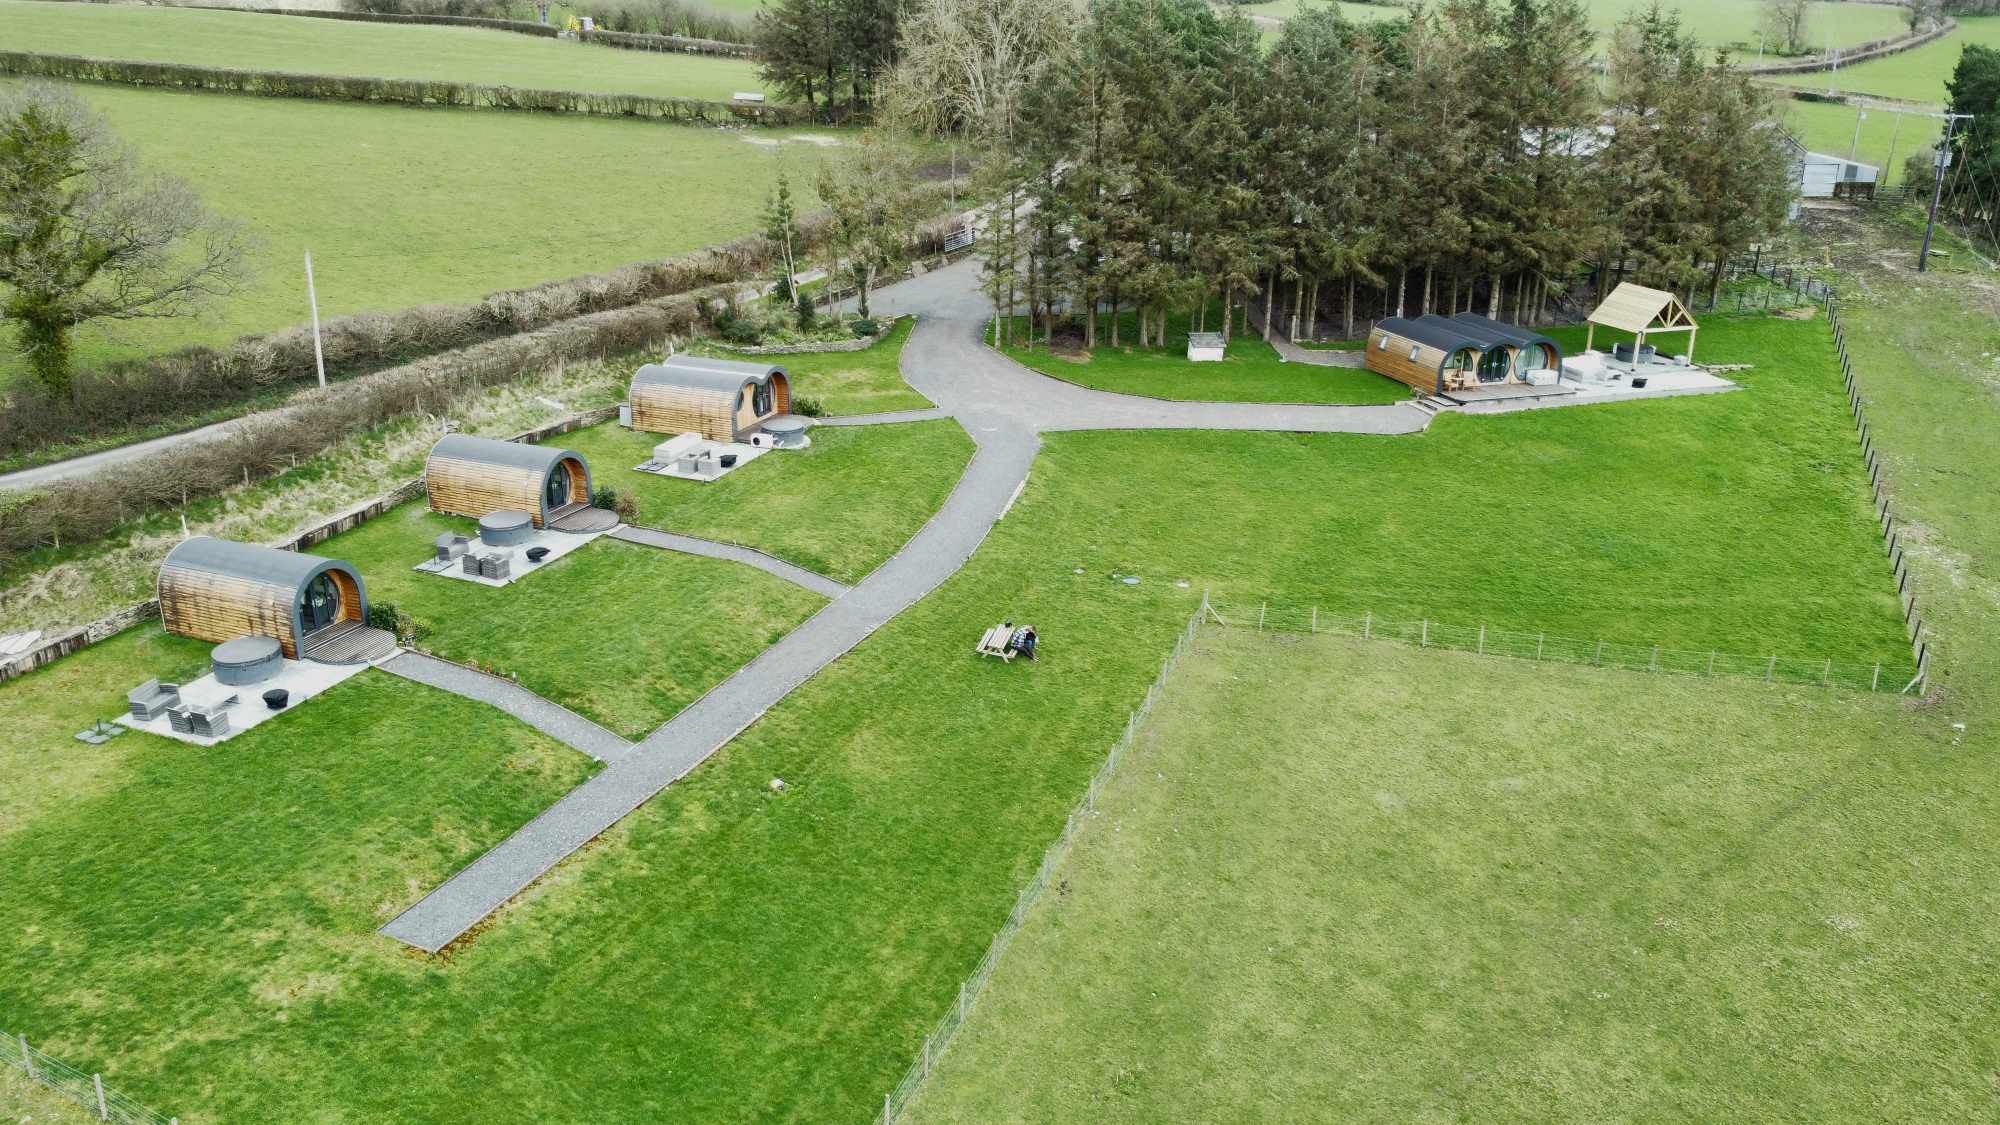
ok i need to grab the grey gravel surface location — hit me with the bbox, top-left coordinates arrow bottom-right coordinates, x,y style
608,525 -> 850,598
379,652 -> 632,764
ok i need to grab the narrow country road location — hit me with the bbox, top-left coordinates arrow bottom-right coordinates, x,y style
381,257 -> 1431,952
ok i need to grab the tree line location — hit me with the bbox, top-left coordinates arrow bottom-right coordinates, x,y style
886,0 -> 1796,346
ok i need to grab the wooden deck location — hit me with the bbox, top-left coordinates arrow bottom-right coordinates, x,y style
302,622 -> 398,665
548,504 -> 619,534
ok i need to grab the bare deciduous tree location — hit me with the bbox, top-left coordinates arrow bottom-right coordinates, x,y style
0,83 -> 252,392
1762,0 -> 1811,55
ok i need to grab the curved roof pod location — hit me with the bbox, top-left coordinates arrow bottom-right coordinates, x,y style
630,356 -> 792,443
158,537 -> 368,658
1446,312 -> 1564,370
425,434 -> 592,528
1365,316 -> 1501,396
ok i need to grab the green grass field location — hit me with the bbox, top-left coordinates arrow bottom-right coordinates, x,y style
1781,97 -> 1942,184
1248,0 -> 1907,54
717,317 -> 936,416
0,0 -> 767,100
0,306 -> 1920,1121
312,505 -> 826,738
907,628 -> 1994,1122
0,81 -> 836,386
1767,15 -> 2000,104
553,418 -> 972,585
1000,309 -> 1408,405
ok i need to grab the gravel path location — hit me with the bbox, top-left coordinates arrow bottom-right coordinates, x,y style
378,652 -> 632,764
380,256 -> 1435,953
609,525 -> 850,598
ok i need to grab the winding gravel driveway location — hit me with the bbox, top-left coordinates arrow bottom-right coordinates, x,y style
380,258 -> 1432,953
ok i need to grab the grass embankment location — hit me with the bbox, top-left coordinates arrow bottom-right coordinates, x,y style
314,508 -> 826,739
0,0 -> 766,100
999,308 -> 1408,405
1767,15 -> 2000,103
908,628 -> 1993,1122
0,307 -> 1917,1119
0,80 -> 836,386
555,419 -> 973,585
720,317 -> 936,416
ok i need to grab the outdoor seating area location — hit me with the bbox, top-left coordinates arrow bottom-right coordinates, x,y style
633,431 -> 773,483
116,647 -> 373,746
413,514 -> 610,587
975,622 -> 1039,662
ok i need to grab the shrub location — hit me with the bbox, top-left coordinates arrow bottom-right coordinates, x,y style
790,395 -> 824,418
590,485 -> 621,511
611,491 -> 641,523
795,289 -> 816,328
365,600 -> 432,645
850,317 -> 879,338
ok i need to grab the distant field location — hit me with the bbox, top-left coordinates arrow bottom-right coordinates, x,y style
1767,16 -> 2000,104
0,0 -> 768,100
1247,0 -> 1908,54
1781,97 -> 1942,184
0,80 -> 839,385
908,629 -> 1995,1122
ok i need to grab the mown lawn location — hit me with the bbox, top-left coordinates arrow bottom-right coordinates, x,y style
1245,0 -> 1907,53
553,416 -> 973,585
0,635 -> 593,1115
908,629 -> 1995,1123
0,0 -> 767,101
0,80 -> 835,386
314,502 -> 826,738
717,316 -> 935,416
0,312 -> 1918,1121
999,309 -> 1409,405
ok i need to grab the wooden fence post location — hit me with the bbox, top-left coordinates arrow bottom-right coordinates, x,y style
1707,650 -> 1716,676
1536,633 -> 1544,661
1310,606 -> 1317,634
1421,619 -> 1428,647
1649,645 -> 1659,672
95,1073 -> 108,1120
1871,662 -> 1881,691
1258,603 -> 1266,632
1766,654 -> 1776,681
1823,659 -> 1832,688
1478,625 -> 1485,655
17,1034 -> 30,1079
1594,639 -> 1603,666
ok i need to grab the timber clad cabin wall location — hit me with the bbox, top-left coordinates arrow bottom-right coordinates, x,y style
159,566 -> 302,657
1364,331 -> 1445,395
632,384 -> 737,442
425,451 -> 589,527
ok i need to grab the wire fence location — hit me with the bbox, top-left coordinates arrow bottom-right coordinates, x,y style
4,1029 -> 176,1125
1205,598 -> 1920,694
1828,299 -> 1933,692
878,599 -> 1207,1124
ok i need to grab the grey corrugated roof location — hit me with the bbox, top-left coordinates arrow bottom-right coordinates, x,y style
632,355 -> 787,396
1447,313 -> 1562,358
1377,316 -> 1493,356
162,536 -> 352,589
429,433 -> 578,475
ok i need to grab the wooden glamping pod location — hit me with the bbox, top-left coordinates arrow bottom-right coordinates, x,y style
425,434 -> 592,529
1364,313 -> 1563,395
629,356 -> 792,443
158,537 -> 368,659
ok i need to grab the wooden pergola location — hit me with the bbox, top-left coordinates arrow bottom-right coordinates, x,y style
1585,282 -> 1698,365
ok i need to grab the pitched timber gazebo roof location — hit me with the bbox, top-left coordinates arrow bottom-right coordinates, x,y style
1586,283 -> 1699,361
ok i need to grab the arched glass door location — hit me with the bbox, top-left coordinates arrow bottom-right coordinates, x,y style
545,465 -> 570,510
1477,348 -> 1512,383
752,379 -> 774,416
301,573 -> 340,633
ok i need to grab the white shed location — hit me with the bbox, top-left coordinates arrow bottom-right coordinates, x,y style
1187,332 -> 1225,362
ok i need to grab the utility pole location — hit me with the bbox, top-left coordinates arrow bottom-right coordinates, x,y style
1919,114 -> 1972,273
305,249 -> 327,389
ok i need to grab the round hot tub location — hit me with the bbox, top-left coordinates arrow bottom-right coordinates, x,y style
479,509 -> 535,548
763,415 -> 810,449
213,635 -> 284,687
